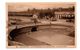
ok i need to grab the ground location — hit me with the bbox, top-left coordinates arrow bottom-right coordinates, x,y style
8,16 -> 75,47
15,27 -> 74,46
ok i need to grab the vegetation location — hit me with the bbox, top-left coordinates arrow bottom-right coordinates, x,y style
8,6 -> 75,18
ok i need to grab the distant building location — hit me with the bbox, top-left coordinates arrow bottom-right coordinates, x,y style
8,12 -> 33,17
54,11 -> 75,19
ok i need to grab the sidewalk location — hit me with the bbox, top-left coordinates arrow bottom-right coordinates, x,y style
9,19 -> 74,33
40,19 -> 74,26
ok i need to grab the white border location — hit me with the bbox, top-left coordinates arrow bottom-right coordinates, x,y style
6,0 -> 76,2
0,0 -> 80,50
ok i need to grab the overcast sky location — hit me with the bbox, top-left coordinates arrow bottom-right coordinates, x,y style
7,2 -> 75,11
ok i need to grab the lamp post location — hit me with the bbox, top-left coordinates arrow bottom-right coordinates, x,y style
33,14 -> 38,26
31,14 -> 38,32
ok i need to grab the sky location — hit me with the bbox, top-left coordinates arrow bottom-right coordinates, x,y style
7,2 -> 75,11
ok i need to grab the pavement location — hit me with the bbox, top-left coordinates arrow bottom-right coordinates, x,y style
15,34 -> 50,46
9,19 -> 75,47
27,28 -> 74,45
14,26 -> 74,46
9,19 -> 74,32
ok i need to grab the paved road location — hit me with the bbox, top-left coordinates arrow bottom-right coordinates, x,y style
14,26 -> 74,46
9,19 -> 74,32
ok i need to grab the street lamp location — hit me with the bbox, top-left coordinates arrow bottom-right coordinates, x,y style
31,14 -> 38,32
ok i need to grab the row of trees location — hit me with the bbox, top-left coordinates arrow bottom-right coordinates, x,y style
26,6 -> 75,13
8,6 -> 75,19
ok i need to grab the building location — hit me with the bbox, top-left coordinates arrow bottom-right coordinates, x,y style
54,11 -> 75,20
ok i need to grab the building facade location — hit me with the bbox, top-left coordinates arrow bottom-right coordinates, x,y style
54,11 -> 75,19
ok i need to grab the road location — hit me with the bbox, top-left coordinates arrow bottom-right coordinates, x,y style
8,17 -> 75,47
